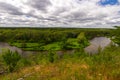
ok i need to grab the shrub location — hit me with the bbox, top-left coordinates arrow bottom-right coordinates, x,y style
47,51 -> 59,63
77,32 -> 89,48
60,40 -> 73,50
2,50 -> 21,72
48,51 -> 54,63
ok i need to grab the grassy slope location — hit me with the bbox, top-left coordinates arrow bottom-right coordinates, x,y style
0,46 -> 120,80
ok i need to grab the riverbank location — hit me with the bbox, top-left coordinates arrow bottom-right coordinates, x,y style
0,45 -> 120,80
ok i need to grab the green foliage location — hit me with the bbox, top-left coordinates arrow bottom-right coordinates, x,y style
47,51 -> 59,63
43,42 -> 61,50
60,40 -> 73,50
2,50 -> 21,72
0,28 -> 119,80
0,45 -> 120,80
112,36 -> 120,46
0,28 -> 110,43
17,58 -> 31,68
77,32 -> 89,48
48,51 -> 55,63
21,42 -> 27,48
77,32 -> 85,42
111,27 -> 120,46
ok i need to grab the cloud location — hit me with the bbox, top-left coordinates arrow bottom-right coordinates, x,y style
0,2 -> 23,15
0,0 -> 120,28
27,0 -> 51,12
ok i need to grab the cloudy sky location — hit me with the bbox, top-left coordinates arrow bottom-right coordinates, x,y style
0,0 -> 120,28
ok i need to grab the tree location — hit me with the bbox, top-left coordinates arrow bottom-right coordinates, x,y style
60,39 -> 73,50
111,27 -> 120,46
77,32 -> 89,48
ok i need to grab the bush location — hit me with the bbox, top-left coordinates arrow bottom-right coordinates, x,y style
48,51 -> 54,63
47,51 -> 59,63
77,32 -> 89,48
2,50 -> 21,72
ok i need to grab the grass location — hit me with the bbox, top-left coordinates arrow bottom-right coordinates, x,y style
43,42 -> 61,50
0,45 -> 120,80
9,38 -> 83,51
10,43 -> 40,48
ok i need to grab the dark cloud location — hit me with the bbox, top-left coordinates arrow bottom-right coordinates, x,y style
0,2 -> 23,15
28,0 -> 51,12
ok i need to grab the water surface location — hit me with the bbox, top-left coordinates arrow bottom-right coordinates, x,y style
84,37 -> 111,54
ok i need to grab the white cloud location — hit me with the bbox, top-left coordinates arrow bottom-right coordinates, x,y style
0,0 -> 120,28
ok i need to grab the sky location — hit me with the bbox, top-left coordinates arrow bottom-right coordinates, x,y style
0,0 -> 120,28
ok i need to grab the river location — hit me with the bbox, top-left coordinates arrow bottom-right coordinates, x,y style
0,37 -> 112,55
84,37 -> 112,54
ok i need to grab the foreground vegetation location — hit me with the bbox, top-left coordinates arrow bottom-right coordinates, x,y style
0,45 -> 120,80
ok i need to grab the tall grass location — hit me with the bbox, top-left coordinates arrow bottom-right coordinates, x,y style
0,46 -> 120,80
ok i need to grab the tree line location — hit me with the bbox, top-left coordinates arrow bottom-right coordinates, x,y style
0,28 -> 111,44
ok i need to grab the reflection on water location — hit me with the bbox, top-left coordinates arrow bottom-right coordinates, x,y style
0,42 -> 22,54
0,42 -> 36,56
84,37 -> 111,54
